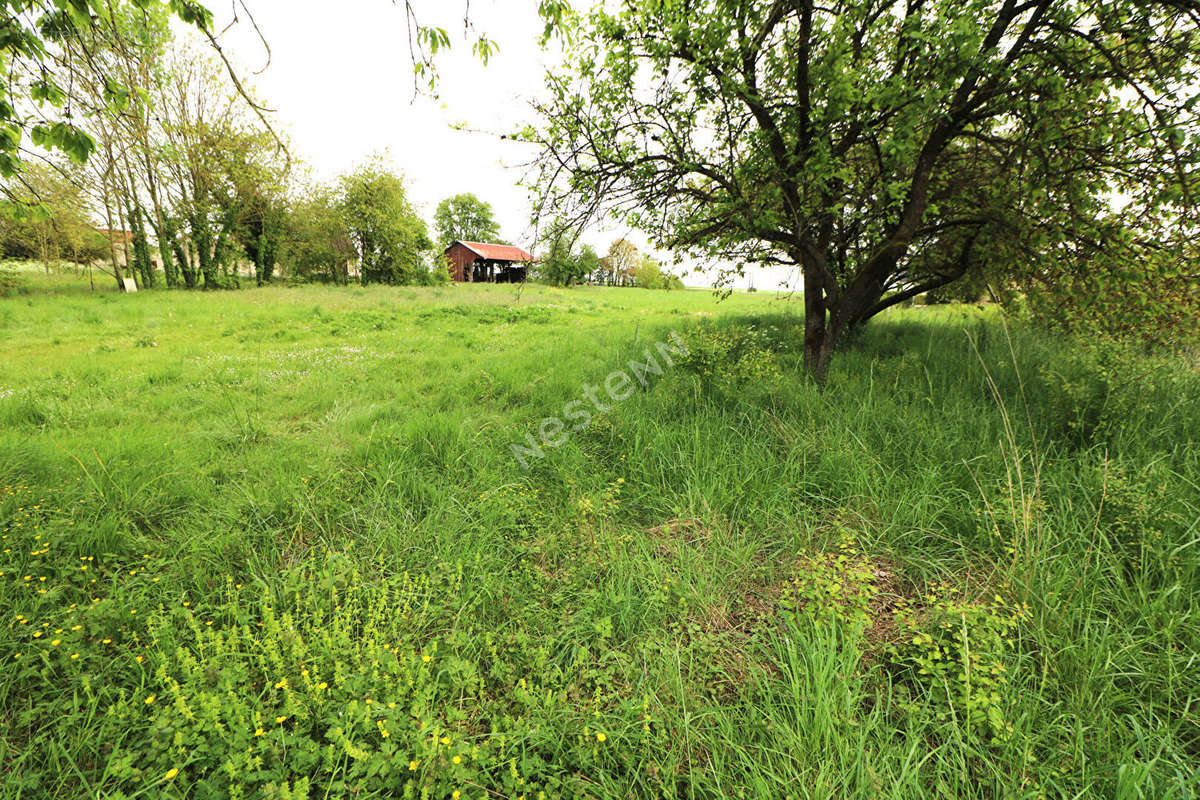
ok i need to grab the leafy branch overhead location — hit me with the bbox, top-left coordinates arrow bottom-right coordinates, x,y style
531,0 -> 1200,377
0,0 -> 216,179
3,0 -> 573,184
403,0 -> 575,91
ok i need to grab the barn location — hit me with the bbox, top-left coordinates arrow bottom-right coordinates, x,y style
444,241 -> 534,283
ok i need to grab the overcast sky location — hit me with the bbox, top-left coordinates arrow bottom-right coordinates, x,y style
205,0 -> 801,291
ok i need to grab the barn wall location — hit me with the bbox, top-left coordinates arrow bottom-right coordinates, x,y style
444,243 -> 478,282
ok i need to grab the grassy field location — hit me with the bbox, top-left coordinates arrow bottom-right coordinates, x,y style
1,269 -> 1197,799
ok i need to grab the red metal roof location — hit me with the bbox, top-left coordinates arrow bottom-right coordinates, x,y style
454,241 -> 534,262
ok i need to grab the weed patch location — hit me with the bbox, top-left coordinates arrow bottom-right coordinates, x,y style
885,584 -> 1030,745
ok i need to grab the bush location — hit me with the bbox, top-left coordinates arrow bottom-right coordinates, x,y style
1034,338 -> 1165,448
0,265 -> 25,296
1094,462 -> 1176,579
885,585 -> 1029,745
1016,252 -> 1200,351
675,321 -> 782,390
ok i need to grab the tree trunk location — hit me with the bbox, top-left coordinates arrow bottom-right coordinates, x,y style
802,266 -> 829,380
174,235 -> 197,289
101,183 -> 124,291
801,265 -> 870,383
135,120 -> 177,288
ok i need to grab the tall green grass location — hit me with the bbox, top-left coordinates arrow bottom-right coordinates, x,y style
1,271 -> 1196,798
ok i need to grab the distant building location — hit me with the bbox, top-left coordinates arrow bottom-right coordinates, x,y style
97,228 -> 134,244
444,241 -> 533,283
96,228 -> 133,268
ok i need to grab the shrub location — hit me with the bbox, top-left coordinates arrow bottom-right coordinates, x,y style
781,536 -> 878,631
1035,338 -> 1163,448
1095,462 -> 1176,579
0,265 -> 24,296
885,584 -> 1029,744
1015,251 -> 1200,352
675,321 -> 782,390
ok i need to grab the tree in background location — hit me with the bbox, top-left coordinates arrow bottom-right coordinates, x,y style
0,0 -> 572,187
576,244 -> 602,286
279,186 -> 355,284
533,0 -> 1200,377
0,160 -> 110,290
152,44 -> 291,290
226,129 -> 291,287
339,160 -> 432,286
590,255 -> 612,286
433,193 -> 502,250
633,254 -> 683,290
43,11 -> 289,291
605,239 -> 639,287
1,163 -> 91,268
0,0 -> 292,291
536,222 -> 590,286
47,2 -> 177,289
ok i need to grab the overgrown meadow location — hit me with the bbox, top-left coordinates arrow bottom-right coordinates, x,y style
1,271 -> 1197,799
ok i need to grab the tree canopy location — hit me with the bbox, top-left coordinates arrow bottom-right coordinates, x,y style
532,0 -> 1200,376
433,193 -> 502,249
339,160 -> 432,286
537,222 -> 592,286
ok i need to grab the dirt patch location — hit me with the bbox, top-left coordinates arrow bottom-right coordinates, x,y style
785,552 -> 913,652
644,518 -> 712,557
858,558 -> 910,656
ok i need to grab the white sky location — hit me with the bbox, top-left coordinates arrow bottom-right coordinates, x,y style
204,0 -> 800,291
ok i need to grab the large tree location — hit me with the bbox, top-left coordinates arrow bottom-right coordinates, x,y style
433,193 -> 502,249
532,0 -> 1200,378
339,160 -> 432,285
279,185 -> 355,284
